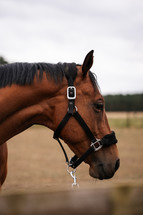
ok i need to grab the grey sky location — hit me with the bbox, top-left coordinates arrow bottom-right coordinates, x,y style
0,0 -> 143,94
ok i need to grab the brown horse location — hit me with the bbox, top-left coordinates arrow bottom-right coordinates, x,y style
0,51 -> 119,189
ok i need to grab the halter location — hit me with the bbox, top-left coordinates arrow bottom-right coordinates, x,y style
53,66 -> 117,173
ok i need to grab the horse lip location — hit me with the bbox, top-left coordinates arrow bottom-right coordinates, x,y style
89,170 -> 114,180
89,164 -> 115,180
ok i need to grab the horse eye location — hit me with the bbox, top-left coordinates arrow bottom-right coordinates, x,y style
93,102 -> 104,111
96,103 -> 103,110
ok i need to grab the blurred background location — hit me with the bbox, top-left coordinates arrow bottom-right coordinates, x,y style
0,0 -> 143,214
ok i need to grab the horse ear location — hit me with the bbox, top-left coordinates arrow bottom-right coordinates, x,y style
82,50 -> 94,76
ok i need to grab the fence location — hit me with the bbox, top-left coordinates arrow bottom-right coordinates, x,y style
0,185 -> 143,215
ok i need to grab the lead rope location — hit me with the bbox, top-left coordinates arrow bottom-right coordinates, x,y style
58,139 -> 79,188
56,137 -> 79,188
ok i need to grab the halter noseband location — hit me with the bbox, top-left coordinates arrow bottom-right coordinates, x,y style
53,67 -> 117,169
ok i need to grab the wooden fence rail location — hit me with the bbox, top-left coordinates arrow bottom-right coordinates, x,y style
0,185 -> 143,215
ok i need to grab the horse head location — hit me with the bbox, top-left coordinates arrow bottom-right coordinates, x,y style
53,51 -> 120,180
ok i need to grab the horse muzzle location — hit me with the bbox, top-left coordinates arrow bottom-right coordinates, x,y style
89,158 -> 120,180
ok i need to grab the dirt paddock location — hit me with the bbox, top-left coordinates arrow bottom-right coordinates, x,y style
0,125 -> 143,214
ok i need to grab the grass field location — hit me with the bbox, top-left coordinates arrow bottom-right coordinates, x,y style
1,112 -> 143,195
107,111 -> 143,128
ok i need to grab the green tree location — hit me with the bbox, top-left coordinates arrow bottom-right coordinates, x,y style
104,94 -> 143,111
0,56 -> 8,64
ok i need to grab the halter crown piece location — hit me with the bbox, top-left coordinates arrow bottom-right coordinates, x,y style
53,65 -> 117,187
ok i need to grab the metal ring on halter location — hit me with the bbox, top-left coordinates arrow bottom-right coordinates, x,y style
67,105 -> 78,113
67,165 -> 76,174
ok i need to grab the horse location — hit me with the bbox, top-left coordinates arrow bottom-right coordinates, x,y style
0,50 -> 120,189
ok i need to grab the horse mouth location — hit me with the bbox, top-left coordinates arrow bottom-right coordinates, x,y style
89,168 -> 115,180
89,169 -> 114,180
89,159 -> 120,180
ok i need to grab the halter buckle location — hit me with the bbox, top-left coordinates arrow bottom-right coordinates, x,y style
91,139 -> 103,151
67,86 -> 76,100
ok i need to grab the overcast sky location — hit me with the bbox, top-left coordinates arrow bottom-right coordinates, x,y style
0,0 -> 143,94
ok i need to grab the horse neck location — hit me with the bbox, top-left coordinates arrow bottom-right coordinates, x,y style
0,77 -> 63,144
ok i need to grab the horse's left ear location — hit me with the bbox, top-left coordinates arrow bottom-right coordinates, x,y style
82,50 -> 94,77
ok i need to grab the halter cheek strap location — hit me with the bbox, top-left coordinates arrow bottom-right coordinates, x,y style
53,70 -> 117,169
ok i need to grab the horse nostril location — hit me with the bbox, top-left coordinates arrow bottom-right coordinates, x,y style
115,159 -> 120,172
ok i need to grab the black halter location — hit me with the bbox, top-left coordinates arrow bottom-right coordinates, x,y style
53,68 -> 117,169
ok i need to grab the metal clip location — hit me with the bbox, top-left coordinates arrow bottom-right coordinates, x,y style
67,166 -> 79,188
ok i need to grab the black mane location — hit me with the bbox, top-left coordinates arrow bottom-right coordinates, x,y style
0,62 -> 77,88
0,62 -> 98,90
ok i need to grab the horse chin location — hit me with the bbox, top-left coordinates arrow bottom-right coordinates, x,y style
89,166 -> 102,179
89,167 -> 99,179
89,165 -> 115,180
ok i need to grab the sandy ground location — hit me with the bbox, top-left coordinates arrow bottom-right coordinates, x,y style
106,111 -> 143,118
1,126 -> 143,195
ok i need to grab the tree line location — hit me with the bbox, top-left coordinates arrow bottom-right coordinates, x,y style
0,56 -> 8,64
104,94 -> 143,112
